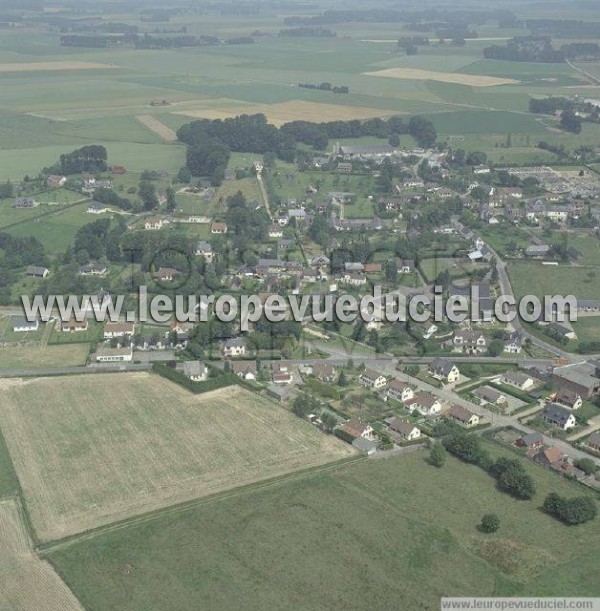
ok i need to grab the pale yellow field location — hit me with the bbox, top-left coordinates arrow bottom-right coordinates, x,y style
0,374 -> 354,541
135,114 -> 178,142
0,500 -> 83,610
363,67 -> 519,87
174,100 -> 396,125
0,61 -> 113,72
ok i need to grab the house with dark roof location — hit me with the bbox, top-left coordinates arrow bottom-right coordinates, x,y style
542,403 -> 577,430
428,358 -> 459,384
516,432 -> 544,450
387,418 -> 421,441
533,447 -> 565,468
26,265 -> 49,279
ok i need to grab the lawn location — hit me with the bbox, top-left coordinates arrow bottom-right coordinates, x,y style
0,375 -> 354,541
48,444 -> 600,611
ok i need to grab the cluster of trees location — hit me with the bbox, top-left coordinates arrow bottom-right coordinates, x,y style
177,113 -> 437,182
560,109 -> 582,134
60,35 -> 114,48
72,218 -> 125,263
298,82 -> 349,94
283,8 -> 510,27
93,187 -> 133,211
59,145 -> 108,175
397,36 -> 430,55
543,493 -> 597,525
529,97 -> 571,115
443,434 -> 536,499
134,34 -> 219,49
279,27 -> 336,38
483,37 -> 564,63
227,37 -> 254,45
0,232 -> 46,269
224,191 -> 270,242
486,37 -> 600,64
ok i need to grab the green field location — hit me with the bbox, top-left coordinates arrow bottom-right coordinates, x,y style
48,444 -> 600,611
508,261 -> 600,302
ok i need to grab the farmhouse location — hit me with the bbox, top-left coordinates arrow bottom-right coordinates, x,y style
552,361 -> 600,399
26,265 -> 49,279
60,318 -> 89,332
182,361 -> 208,382
387,418 -> 421,441
386,379 -> 414,403
103,321 -> 135,338
340,419 -> 374,439
446,405 -> 480,428
359,369 -> 387,390
428,358 -> 460,384
231,361 -> 258,380
542,404 -> 577,431
211,221 -> 228,234
500,371 -> 534,391
222,337 -> 246,358
11,317 -> 39,333
94,346 -> 133,363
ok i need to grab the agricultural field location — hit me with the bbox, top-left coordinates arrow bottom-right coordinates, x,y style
0,374 -> 354,541
48,444 -> 600,611
0,500 -> 83,611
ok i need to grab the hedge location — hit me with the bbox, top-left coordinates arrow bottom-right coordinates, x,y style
152,362 -> 241,394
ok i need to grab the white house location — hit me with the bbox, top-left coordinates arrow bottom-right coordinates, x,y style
103,322 -> 135,338
428,358 -> 460,384
386,379 -> 414,403
359,369 -> 387,390
542,404 -> 577,431
406,393 -> 442,416
182,361 -> 208,382
387,417 -> 421,441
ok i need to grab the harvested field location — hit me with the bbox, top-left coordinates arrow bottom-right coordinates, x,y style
135,115 -> 178,142
0,61 -> 113,73
0,374 -> 354,541
0,500 -> 83,610
363,68 -> 519,87
173,100 -> 396,125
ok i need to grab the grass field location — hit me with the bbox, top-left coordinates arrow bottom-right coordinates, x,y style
0,374 -> 354,541
508,261 -> 600,301
364,67 -> 519,87
48,444 -> 600,611
0,500 -> 83,611
0,343 -> 89,370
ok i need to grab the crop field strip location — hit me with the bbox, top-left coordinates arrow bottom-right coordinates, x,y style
0,374 -> 355,541
0,500 -> 83,611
